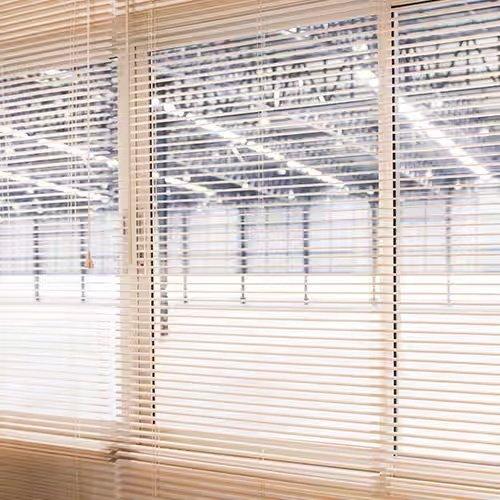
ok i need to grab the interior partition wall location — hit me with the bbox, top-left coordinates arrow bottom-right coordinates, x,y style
0,0 -> 499,498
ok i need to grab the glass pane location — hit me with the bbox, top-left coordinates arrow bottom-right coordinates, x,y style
0,61 -> 119,422
395,0 -> 500,465
149,14 -> 384,467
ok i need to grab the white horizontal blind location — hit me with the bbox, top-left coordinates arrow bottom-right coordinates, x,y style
0,1 -> 119,498
120,1 -> 393,498
392,0 -> 500,497
1,0 -> 499,498
0,448 -> 116,500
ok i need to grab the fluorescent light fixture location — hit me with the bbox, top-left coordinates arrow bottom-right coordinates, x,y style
426,128 -> 445,139
398,97 -> 489,177
156,93 -> 348,187
258,116 -> 271,127
287,160 -> 302,169
0,169 -> 108,202
437,138 -> 454,148
219,130 -> 241,141
162,102 -> 176,113
353,69 -> 488,177
151,96 -> 162,109
164,176 -> 216,197
355,68 -> 378,89
269,152 -> 285,162
159,98 -> 346,188
280,29 -> 307,41
0,123 -> 116,199
355,68 -> 376,81
352,42 -> 369,52
43,69 -> 63,76
304,167 -> 322,177
231,146 -> 244,163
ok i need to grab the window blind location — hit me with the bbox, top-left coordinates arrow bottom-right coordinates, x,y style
120,0 -> 389,498
119,0 -> 500,497
1,0 -> 499,498
391,0 -> 500,496
0,1 -> 119,498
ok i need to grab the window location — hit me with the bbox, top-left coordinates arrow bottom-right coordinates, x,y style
1,0 -> 499,498
392,0 -> 500,493
149,11 -> 382,469
0,60 -> 119,434
0,0 -> 119,469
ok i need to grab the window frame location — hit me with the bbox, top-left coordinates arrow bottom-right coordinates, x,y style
119,0 -> 396,485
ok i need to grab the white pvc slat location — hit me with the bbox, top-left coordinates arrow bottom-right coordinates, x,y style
0,0 -> 120,489
1,0 -> 499,498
